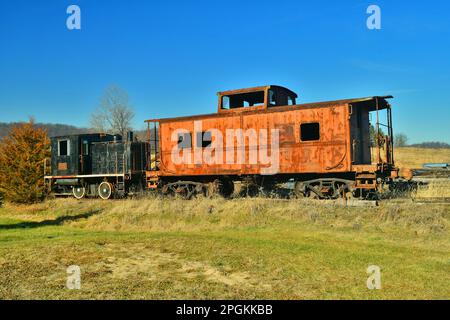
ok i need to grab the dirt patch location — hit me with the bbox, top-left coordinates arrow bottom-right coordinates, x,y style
91,243 -> 260,289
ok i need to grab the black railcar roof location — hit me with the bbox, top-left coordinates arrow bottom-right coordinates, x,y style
50,133 -> 119,140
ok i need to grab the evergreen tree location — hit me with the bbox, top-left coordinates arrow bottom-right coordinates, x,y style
0,120 -> 50,203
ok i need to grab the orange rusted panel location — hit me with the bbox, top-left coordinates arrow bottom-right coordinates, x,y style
155,107 -> 351,176
58,162 -> 68,171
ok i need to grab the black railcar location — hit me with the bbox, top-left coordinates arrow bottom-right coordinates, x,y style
44,132 -> 149,199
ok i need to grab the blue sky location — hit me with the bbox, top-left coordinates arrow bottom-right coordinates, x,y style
0,0 -> 449,143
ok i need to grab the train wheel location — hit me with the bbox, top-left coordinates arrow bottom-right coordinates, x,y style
307,186 -> 321,199
345,191 -> 354,200
241,183 -> 259,197
98,182 -> 113,200
161,184 -> 170,196
294,182 -> 306,198
205,182 -> 218,198
73,186 -> 86,199
178,184 -> 198,200
260,180 -> 276,197
222,179 -> 235,198
207,179 -> 234,198
308,192 -> 320,200
164,182 -> 203,200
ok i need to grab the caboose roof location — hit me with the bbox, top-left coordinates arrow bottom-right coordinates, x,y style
217,85 -> 298,98
145,94 -> 393,123
317,95 -> 393,110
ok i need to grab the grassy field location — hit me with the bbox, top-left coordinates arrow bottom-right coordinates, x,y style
394,147 -> 450,169
0,196 -> 449,300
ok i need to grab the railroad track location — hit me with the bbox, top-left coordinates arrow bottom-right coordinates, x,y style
412,197 -> 450,205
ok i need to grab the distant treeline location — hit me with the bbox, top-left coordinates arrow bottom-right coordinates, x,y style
0,122 -> 88,139
0,122 -> 147,140
407,142 -> 450,149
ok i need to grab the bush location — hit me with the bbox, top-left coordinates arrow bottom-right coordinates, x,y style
0,120 -> 50,204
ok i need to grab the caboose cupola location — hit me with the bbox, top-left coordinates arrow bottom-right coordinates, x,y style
217,85 -> 298,113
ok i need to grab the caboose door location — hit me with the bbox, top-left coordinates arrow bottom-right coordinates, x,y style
350,106 -> 371,164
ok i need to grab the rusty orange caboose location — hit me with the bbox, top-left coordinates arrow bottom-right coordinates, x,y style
145,85 -> 398,199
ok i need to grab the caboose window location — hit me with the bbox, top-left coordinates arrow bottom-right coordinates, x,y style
58,140 -> 70,156
177,133 -> 192,149
269,90 -> 277,106
222,96 -> 230,110
268,90 -> 297,107
221,91 -> 265,109
196,131 -> 212,148
287,96 -> 295,106
300,123 -> 320,141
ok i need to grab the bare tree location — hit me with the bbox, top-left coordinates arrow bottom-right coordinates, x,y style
90,85 -> 135,138
394,133 -> 409,147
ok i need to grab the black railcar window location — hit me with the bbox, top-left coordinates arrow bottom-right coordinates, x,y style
177,133 -> 192,149
82,141 -> 89,155
300,123 -> 320,141
196,131 -> 212,148
58,140 -> 70,156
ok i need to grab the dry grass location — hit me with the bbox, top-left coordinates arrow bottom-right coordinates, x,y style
395,147 -> 450,169
71,197 -> 450,235
1,197 -> 449,299
2,197 -> 449,235
414,180 -> 450,199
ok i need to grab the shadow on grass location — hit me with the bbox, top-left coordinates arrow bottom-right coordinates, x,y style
0,210 -> 101,230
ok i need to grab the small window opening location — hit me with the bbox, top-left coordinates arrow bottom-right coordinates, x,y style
58,140 -> 70,156
287,96 -> 295,106
222,96 -> 230,110
82,141 -> 89,156
221,91 -> 265,109
269,90 -> 277,106
268,90 -> 296,107
300,123 -> 320,141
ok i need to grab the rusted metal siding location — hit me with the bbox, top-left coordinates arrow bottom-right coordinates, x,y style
156,103 -> 352,177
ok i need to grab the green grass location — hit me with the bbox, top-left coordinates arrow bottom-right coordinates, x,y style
0,198 -> 449,300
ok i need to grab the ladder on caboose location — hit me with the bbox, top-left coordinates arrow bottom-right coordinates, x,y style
146,120 -> 161,189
